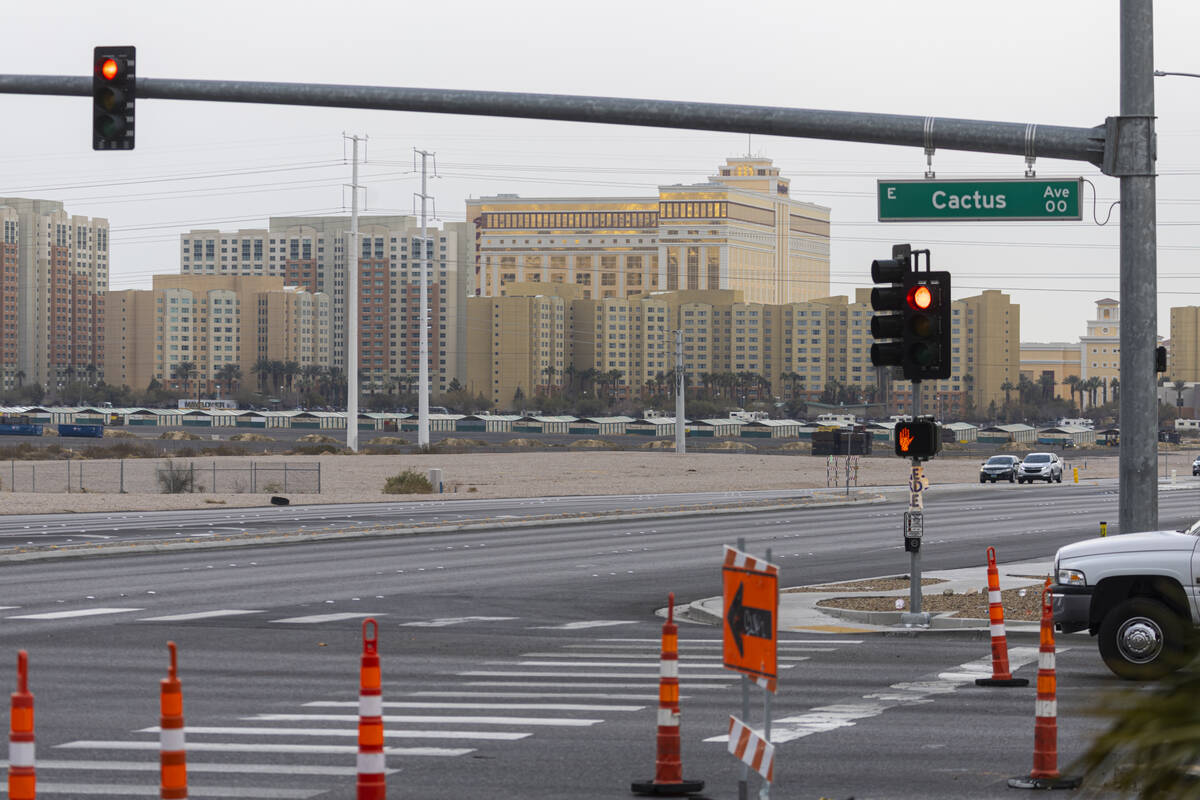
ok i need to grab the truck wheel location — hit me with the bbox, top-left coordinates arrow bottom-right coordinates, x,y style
1098,598 -> 1191,680
1009,474 -> 1015,483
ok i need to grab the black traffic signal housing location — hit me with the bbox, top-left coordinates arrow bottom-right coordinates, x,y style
869,244 -> 911,369
1156,345 -> 1167,373
894,417 -> 941,460
93,46 -> 136,150
901,270 -> 951,381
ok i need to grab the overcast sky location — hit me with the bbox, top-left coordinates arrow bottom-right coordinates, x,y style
5,1 -> 1200,343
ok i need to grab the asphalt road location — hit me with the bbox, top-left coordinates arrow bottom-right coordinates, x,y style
1,480 -> 1196,797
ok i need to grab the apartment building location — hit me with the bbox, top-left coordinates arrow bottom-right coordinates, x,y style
180,216 -> 469,393
103,275 -> 331,395
0,198 -> 109,391
466,156 -> 831,305
1169,306 -> 1200,382
465,283 -> 1019,414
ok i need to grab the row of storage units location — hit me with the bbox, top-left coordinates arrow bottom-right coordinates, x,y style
3,406 -> 1084,448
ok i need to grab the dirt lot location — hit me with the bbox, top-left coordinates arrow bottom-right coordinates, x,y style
0,450 -> 1119,515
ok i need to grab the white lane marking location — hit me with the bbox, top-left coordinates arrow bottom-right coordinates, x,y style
3,783 -> 321,798
704,647 -> 1046,745
270,613 -> 384,624
138,725 -> 528,741
302,701 -> 644,712
458,671 -> 734,680
463,681 -> 730,690
400,616 -> 517,627
592,638 -> 863,645
529,621 -> 636,629
247,713 -> 601,727
519,652 -> 820,660
0,758 -> 389,775
0,606 -> 19,610
411,691 -> 662,701
7,608 -> 143,620
137,610 -> 263,622
56,741 -> 471,757
498,660 -> 798,670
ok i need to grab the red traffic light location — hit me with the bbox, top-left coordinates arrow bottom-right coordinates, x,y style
906,284 -> 933,311
100,58 -> 120,81
894,419 -> 941,460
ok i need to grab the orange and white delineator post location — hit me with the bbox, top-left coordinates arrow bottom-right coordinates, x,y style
1008,581 -> 1081,791
160,641 -> 187,800
727,715 -> 774,784
975,546 -> 1029,687
357,618 -> 385,800
631,593 -> 704,797
8,650 -> 35,800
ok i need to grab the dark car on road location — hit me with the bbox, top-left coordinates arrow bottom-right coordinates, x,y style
979,455 -> 1020,483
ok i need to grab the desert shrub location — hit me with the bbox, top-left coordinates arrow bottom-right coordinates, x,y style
198,444 -> 249,457
383,470 -> 433,494
156,460 -> 196,493
290,444 -> 341,455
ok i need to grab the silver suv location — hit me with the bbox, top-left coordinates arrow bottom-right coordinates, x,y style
1018,452 -> 1063,484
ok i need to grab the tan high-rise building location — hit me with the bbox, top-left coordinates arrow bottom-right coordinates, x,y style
180,216 -> 470,393
103,275 -> 331,396
0,198 -> 109,391
1169,306 -> 1200,382
466,156 -> 830,306
465,282 -> 1019,415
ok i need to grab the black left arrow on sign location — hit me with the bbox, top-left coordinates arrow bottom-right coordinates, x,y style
726,582 -> 773,657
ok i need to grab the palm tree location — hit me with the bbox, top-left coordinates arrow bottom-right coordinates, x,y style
215,364 -> 242,397
1038,372 -> 1055,401
1000,379 -> 1015,406
1173,379 -> 1188,413
1085,376 -> 1103,408
283,360 -> 301,392
252,358 -> 273,394
1064,375 -> 1081,410
1017,374 -> 1035,405
14,370 -> 23,388
1109,376 -> 1120,404
541,364 -> 558,396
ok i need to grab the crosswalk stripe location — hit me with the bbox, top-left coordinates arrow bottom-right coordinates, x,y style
410,691 -> 663,701
269,613 -> 384,624
564,644 -> 838,653
55,741 -> 471,757
6,608 -> 143,620
518,652 -> 819,660
591,638 -> 864,645
247,713 -> 601,727
0,759 -> 388,775
458,671 -> 734,680
0,782 -> 321,798
138,725 -> 529,741
497,660 -> 799,669
137,610 -> 263,622
303,701 -> 645,712
400,616 -> 517,627
463,681 -> 729,690
529,621 -> 636,629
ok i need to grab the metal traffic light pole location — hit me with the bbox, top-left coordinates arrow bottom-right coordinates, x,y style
902,385 -> 930,625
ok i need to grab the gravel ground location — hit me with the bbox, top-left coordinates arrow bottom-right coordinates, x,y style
815,579 -> 1054,621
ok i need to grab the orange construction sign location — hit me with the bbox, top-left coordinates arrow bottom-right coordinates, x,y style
722,545 -> 779,692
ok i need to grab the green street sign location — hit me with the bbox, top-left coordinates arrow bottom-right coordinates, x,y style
877,178 -> 1082,222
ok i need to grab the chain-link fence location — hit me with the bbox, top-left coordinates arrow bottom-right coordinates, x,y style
2,459 -> 321,494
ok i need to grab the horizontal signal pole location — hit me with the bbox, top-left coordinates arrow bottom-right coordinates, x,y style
0,74 -> 1107,167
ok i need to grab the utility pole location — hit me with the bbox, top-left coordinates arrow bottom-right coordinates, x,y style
414,148 -> 435,449
345,133 -> 363,453
675,329 -> 685,455
1118,0 -> 1157,533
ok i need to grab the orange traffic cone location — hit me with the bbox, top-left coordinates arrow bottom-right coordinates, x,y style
357,618 -> 386,800
8,650 -> 35,800
1008,581 -> 1081,790
160,641 -> 187,799
975,546 -> 1029,687
631,592 -> 704,796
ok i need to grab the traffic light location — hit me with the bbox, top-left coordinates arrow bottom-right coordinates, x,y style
894,418 -> 941,460
901,270 -> 951,381
1156,345 -> 1167,373
93,46 -> 136,150
869,244 -> 911,369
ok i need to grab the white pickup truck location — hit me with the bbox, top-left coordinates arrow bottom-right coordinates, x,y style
1052,520 -> 1200,680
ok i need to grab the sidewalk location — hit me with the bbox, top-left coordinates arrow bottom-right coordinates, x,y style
685,558 -> 1055,635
